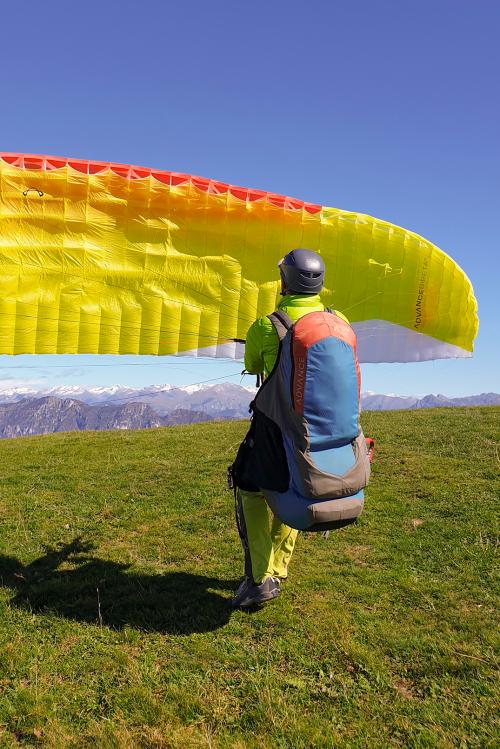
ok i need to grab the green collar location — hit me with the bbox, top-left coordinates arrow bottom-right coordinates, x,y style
278,294 -> 322,308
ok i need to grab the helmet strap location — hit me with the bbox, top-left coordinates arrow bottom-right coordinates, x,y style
279,271 -> 288,296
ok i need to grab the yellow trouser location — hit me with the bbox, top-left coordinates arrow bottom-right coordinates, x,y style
236,489 -> 299,584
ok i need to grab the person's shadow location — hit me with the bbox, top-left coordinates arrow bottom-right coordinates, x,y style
0,538 -> 236,634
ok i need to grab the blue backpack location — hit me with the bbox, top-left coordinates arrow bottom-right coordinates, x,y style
231,309 -> 372,531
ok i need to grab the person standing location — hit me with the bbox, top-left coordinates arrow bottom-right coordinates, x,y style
231,249 -> 348,609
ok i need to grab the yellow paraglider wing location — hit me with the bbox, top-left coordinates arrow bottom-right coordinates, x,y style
0,153 -> 478,362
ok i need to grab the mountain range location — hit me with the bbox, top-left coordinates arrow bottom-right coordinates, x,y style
0,383 -> 497,438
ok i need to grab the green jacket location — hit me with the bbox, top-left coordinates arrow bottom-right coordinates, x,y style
244,294 -> 349,377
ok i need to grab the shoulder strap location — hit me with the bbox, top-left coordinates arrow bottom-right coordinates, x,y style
267,311 -> 293,342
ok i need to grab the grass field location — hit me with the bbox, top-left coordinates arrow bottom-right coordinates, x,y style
0,407 -> 498,748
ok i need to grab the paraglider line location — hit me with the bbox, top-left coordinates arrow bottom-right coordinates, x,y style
82,371 -> 249,407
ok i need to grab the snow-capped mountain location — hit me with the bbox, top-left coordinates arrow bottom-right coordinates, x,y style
0,383 -> 498,413
360,392 -> 419,410
361,392 -> 500,411
0,382 -> 257,418
0,381 -> 249,401
0,383 -> 497,439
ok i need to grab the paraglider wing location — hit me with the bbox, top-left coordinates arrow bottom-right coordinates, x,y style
0,153 -> 478,362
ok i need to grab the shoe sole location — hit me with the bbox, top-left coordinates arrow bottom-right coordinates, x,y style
232,591 -> 281,610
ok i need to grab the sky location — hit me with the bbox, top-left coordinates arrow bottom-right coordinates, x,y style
0,0 -> 498,396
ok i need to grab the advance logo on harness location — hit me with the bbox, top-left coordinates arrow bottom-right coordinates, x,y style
293,351 -> 307,412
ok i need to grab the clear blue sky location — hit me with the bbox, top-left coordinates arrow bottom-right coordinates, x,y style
0,0 -> 498,396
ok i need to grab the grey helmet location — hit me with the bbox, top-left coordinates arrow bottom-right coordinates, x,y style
279,248 -> 325,294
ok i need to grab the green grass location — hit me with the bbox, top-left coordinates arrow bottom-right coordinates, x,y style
0,407 -> 498,748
